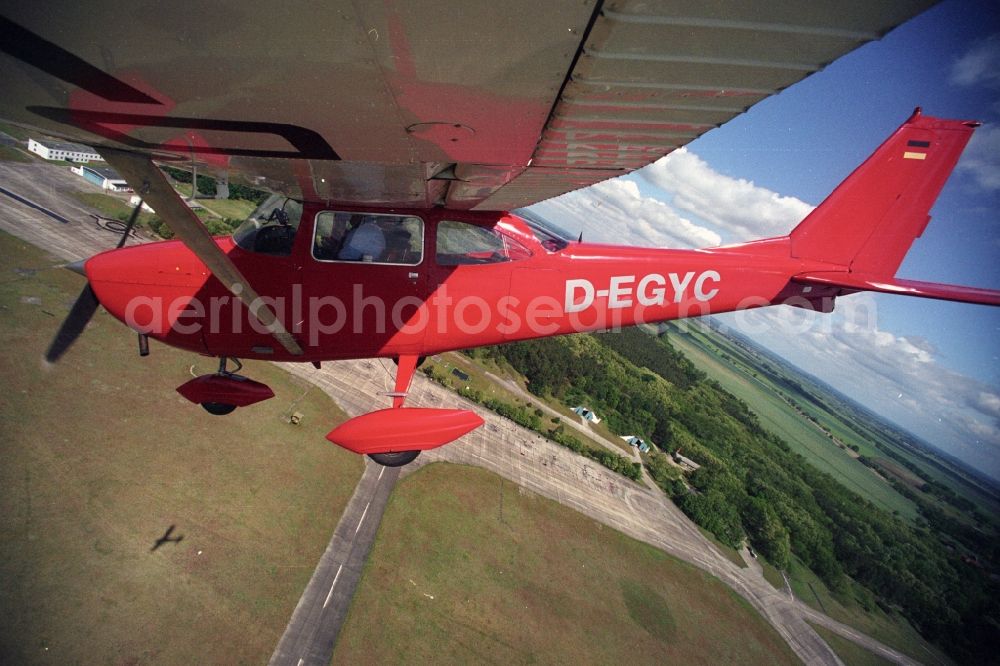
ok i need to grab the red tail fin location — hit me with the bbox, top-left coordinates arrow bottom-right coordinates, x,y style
790,108 -> 978,275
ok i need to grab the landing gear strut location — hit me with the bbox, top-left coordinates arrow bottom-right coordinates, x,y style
324,355 -> 484,468
199,357 -> 242,415
367,354 -> 422,466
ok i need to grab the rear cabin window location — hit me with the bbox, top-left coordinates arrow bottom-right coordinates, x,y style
436,220 -> 531,265
312,212 -> 423,265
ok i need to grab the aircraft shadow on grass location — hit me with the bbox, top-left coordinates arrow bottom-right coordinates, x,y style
151,524 -> 184,552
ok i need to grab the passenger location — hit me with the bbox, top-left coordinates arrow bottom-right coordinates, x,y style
338,218 -> 385,261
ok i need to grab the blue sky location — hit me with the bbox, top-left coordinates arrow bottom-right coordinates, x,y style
528,0 -> 1000,480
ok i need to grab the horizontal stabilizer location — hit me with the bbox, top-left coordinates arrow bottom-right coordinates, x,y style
794,272 -> 1000,306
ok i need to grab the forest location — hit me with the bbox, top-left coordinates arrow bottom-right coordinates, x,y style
468,328 -> 999,663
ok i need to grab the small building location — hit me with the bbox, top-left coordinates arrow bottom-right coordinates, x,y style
672,449 -> 701,473
129,195 -> 155,213
621,435 -> 651,453
573,406 -> 601,424
71,164 -> 131,192
451,368 -> 470,382
27,138 -> 99,162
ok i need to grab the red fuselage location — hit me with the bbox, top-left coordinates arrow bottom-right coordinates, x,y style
83,206 -> 837,362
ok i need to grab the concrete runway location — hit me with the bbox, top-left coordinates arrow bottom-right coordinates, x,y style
0,161 -> 922,664
268,460 -> 400,666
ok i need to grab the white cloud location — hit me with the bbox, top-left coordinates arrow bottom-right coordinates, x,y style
973,390 -> 1000,418
957,124 -> 1000,191
637,148 -> 815,240
532,178 -> 721,249
950,34 -> 1000,88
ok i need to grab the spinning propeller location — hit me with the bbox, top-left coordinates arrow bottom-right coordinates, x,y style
44,200 -> 143,363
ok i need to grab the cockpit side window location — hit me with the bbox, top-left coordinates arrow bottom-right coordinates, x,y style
232,195 -> 303,256
436,220 -> 532,265
312,211 -> 423,265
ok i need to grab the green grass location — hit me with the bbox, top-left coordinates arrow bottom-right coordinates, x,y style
455,351 -> 635,454
70,191 -> 159,227
425,352 -> 529,410
667,327 -> 918,519
0,231 -> 365,663
0,122 -> 30,141
760,558 -> 785,590
696,526 -> 748,569
432,352 -> 636,457
786,557 -> 951,665
809,622 -> 895,666
0,145 -> 30,162
333,463 -> 798,665
198,197 -> 255,220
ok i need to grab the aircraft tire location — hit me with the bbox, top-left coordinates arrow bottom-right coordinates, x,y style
368,450 -> 421,467
201,401 -> 237,416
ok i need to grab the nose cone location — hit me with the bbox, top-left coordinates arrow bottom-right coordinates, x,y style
65,259 -> 88,276
84,242 -> 212,345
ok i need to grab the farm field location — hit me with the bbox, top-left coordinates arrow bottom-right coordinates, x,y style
665,322 -> 918,518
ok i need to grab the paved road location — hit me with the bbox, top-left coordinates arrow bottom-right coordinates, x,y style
0,162 -> 147,261
268,460 -> 400,666
0,163 -> 921,665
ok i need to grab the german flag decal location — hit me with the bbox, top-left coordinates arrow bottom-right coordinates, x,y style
904,138 -> 930,160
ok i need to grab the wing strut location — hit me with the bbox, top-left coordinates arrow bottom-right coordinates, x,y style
99,148 -> 304,356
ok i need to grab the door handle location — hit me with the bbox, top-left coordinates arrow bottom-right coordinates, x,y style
408,272 -> 419,279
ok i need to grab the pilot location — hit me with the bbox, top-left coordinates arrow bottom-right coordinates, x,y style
338,217 -> 385,262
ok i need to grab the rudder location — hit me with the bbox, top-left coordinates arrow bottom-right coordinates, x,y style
790,108 -> 979,276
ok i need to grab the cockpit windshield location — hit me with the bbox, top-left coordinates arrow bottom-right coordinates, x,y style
514,209 -> 573,252
232,195 -> 303,256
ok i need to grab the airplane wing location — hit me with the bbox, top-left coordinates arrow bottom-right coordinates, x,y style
0,1 -> 936,211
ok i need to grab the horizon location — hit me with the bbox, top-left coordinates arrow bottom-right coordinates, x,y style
527,0 -> 1000,482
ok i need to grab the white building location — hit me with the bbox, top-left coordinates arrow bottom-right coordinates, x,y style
672,449 -> 701,473
71,164 -> 131,192
573,406 -> 601,424
129,195 -> 155,213
621,435 -> 651,453
27,138 -> 99,162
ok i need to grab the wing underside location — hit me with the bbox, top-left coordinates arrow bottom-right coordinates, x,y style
0,1 -> 934,210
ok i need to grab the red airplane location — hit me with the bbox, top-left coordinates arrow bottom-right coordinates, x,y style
2,4 -> 997,466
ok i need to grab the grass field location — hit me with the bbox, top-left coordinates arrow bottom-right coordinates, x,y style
0,145 -> 30,162
426,352 -> 633,455
0,122 -> 30,141
809,622 -> 895,666
759,558 -> 785,590
0,231 -> 364,663
696,525 -> 747,569
197,197 -> 256,220
667,325 -> 917,519
333,463 -> 798,665
449,351 -> 636,454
